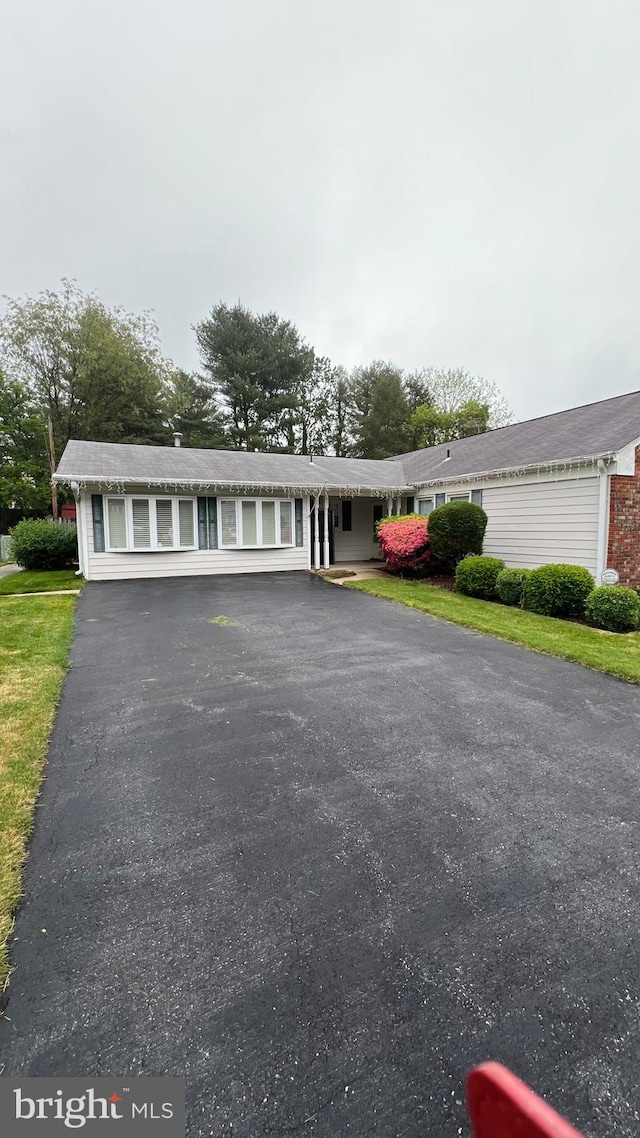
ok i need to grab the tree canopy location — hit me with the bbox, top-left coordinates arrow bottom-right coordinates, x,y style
0,282 -> 513,517
194,302 -> 315,451
0,280 -> 169,460
0,368 -> 51,511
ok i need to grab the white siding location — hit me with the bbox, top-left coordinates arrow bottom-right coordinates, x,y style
83,489 -> 309,581
482,477 -> 600,573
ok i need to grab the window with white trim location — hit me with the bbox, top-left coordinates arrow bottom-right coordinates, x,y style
218,498 -> 294,548
418,497 -> 434,516
105,496 -> 197,551
446,490 -> 483,505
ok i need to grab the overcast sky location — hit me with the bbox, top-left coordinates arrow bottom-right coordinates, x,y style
2,0 -> 639,421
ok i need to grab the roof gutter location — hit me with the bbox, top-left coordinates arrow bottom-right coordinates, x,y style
413,451 -> 617,490
52,472 -> 413,497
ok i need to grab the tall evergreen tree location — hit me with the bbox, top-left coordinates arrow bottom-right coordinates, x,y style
194,302 -> 314,451
166,369 -> 229,448
277,355 -> 335,455
329,366 -> 351,457
349,362 -> 412,458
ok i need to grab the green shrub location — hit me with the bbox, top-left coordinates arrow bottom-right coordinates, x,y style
585,585 -> 640,632
454,555 -> 505,600
496,567 -> 531,607
428,500 -> 488,568
10,519 -> 78,571
523,563 -> 594,617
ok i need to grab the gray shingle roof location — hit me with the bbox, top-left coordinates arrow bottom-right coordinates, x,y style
395,388 -> 640,485
55,389 -> 640,493
55,440 -> 411,493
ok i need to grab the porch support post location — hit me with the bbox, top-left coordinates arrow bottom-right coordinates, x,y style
387,495 -> 393,516
313,495 -> 321,569
323,493 -> 330,569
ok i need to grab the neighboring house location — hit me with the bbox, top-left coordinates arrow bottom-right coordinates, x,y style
54,389 -> 640,585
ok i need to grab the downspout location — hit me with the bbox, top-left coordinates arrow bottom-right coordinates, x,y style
70,481 -> 87,578
596,459 -> 610,584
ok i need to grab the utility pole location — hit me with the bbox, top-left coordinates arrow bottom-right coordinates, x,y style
47,416 -> 59,522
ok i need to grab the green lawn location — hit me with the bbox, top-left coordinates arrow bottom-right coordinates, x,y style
346,577 -> 640,684
0,595 -> 76,987
0,569 -> 82,596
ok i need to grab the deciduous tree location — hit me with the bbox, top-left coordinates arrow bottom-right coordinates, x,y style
0,280 -> 170,458
413,367 -> 511,428
0,368 -> 50,511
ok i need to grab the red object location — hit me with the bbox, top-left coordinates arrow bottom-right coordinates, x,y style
377,517 -> 435,574
61,503 -> 76,521
466,1063 -> 585,1138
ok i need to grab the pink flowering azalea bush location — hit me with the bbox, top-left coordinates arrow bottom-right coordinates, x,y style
377,516 -> 436,576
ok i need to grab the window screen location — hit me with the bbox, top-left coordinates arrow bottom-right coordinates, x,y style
262,501 -> 276,544
418,498 -> 434,516
156,499 -> 174,547
107,499 -> 127,549
242,501 -> 257,544
279,501 -> 292,544
132,499 -> 151,548
221,500 -> 237,545
178,500 -> 194,546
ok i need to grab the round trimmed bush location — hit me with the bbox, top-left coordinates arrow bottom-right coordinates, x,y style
522,563 -> 594,617
10,518 -> 78,570
585,585 -> 640,632
454,555 -> 506,600
428,500 -> 488,568
496,567 -> 531,607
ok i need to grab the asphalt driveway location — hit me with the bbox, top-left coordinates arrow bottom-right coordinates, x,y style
3,573 -> 640,1136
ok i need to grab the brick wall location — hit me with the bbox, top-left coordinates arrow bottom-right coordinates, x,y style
608,446 -> 640,586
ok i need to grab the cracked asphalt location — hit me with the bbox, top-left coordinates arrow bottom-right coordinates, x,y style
2,572 -> 640,1136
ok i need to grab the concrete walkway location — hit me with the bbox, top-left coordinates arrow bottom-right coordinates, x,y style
0,563 -> 20,578
317,560 -> 392,582
3,572 -> 640,1136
